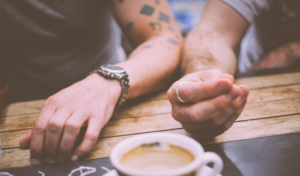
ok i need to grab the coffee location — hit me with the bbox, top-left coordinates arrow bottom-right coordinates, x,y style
121,142 -> 194,172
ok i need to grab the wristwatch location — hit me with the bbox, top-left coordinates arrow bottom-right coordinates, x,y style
89,65 -> 129,106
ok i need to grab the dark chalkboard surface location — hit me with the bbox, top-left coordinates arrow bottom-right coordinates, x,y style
1,132 -> 300,176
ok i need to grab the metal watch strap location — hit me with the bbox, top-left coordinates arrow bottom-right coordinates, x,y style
89,68 -> 129,106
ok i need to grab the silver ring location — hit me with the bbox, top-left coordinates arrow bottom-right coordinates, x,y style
176,82 -> 188,103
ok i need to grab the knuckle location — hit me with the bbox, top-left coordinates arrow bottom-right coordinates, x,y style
48,119 -> 63,133
33,122 -> 47,134
215,97 -> 228,109
78,145 -> 91,155
65,121 -> 81,132
86,132 -> 99,142
167,87 -> 174,101
46,95 -> 58,105
211,116 -> 223,127
222,122 -> 233,131
188,107 -> 199,121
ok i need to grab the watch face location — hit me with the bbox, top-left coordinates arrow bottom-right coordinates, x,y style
101,65 -> 125,74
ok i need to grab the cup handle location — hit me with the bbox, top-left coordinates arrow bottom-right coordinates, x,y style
196,152 -> 223,176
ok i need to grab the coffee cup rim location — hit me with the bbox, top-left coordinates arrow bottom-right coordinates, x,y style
110,133 -> 204,176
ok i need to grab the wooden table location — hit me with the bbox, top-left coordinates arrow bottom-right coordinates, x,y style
1,71 -> 300,175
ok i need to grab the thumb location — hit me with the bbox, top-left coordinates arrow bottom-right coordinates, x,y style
19,131 -> 32,148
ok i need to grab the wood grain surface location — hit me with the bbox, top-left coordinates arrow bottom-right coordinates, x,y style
1,72 -> 300,169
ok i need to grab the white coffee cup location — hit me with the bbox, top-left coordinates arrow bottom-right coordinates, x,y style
110,133 -> 223,176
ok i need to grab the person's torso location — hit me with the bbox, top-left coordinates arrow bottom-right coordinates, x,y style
0,0 -> 121,102
239,0 -> 300,71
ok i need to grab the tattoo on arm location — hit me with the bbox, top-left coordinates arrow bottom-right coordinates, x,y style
158,12 -> 170,23
166,37 -> 178,45
140,4 -> 155,16
149,22 -> 162,31
167,26 -> 174,32
126,22 -> 134,31
119,0 -> 124,3
139,45 -> 154,50
155,0 -> 160,5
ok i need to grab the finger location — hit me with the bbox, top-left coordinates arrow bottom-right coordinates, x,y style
57,111 -> 87,163
218,74 -> 235,83
71,117 -> 103,161
182,94 -> 244,133
43,109 -> 72,164
175,78 -> 233,103
174,85 -> 241,123
220,98 -> 248,132
19,131 -> 32,148
30,100 -> 56,165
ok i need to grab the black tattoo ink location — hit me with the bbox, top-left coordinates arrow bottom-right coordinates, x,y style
119,0 -> 124,3
160,42 -> 172,50
155,0 -> 160,5
149,22 -> 162,31
125,22 -> 134,31
140,4 -> 155,16
166,37 -> 178,45
167,26 -> 174,31
158,12 -> 170,23
140,45 -> 154,49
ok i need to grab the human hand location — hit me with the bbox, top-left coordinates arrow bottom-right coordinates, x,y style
248,40 -> 300,71
19,74 -> 121,165
167,69 -> 249,140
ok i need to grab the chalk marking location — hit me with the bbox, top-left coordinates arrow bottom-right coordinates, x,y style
68,166 -> 96,176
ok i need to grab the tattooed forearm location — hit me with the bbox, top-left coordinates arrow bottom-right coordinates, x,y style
140,5 -> 155,16
126,22 -> 134,31
167,26 -> 174,32
158,12 -> 170,23
149,22 -> 162,31
166,37 -> 178,45
139,45 -> 154,50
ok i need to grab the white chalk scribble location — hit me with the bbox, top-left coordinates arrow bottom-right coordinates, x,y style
68,166 -> 96,176
100,166 -> 110,173
0,172 -> 14,176
38,171 -> 45,176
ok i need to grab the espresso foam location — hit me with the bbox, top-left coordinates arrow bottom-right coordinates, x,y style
121,142 -> 194,172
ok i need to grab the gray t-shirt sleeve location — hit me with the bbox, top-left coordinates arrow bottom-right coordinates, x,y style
222,0 -> 274,23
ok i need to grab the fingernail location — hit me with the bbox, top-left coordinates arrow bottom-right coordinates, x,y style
44,158 -> 55,164
31,158 -> 41,165
57,156 -> 66,163
71,154 -> 78,161
227,90 -> 239,100
240,87 -> 248,100
218,82 -> 231,92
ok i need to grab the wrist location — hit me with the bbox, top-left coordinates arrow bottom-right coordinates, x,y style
87,73 -> 122,106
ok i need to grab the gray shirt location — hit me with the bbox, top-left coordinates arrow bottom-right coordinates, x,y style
222,0 -> 300,72
0,0 -> 123,102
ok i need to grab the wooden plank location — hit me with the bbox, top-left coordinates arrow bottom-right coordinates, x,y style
3,88 -> 300,134
1,114 -> 300,169
1,100 -> 44,117
240,98 -> 300,121
1,92 -> 169,118
247,84 -> 300,103
235,72 -> 300,89
3,82 -> 300,120
3,97 -> 300,149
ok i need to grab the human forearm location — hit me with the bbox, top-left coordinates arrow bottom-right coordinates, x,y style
117,34 -> 182,99
181,27 -> 237,76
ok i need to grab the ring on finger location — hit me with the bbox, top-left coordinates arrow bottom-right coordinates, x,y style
176,82 -> 188,103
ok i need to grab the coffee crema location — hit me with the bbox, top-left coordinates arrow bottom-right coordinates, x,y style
121,142 -> 194,172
